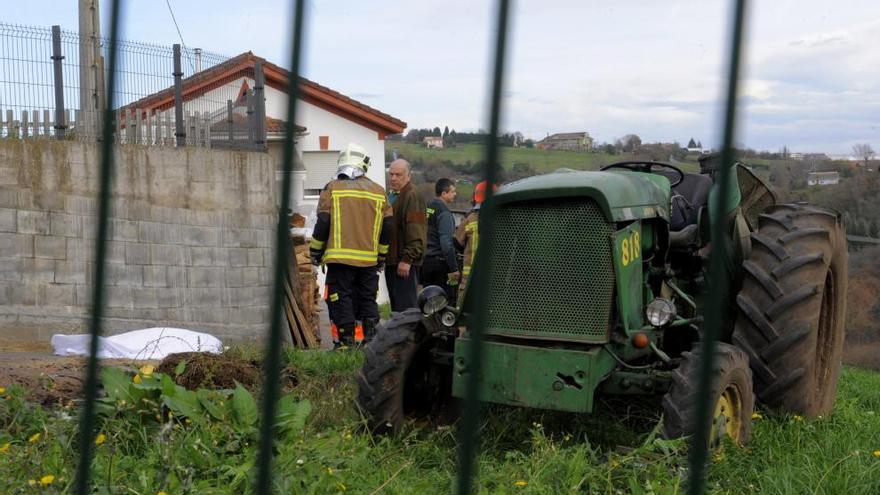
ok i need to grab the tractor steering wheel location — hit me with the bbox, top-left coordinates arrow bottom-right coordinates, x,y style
600,160 -> 685,187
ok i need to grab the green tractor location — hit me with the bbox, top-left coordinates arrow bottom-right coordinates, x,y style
357,158 -> 847,446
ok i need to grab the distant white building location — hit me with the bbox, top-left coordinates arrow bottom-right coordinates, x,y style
807,171 -> 840,186
423,136 -> 443,148
790,152 -> 804,161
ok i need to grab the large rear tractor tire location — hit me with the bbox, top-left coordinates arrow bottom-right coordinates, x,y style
732,203 -> 847,417
356,309 -> 453,434
662,343 -> 754,446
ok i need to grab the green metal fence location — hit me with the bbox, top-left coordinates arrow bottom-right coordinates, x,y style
72,0 -> 747,493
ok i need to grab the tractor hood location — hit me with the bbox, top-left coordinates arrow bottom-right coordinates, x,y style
494,170 -> 671,222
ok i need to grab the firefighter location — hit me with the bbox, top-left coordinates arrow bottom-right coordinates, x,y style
453,180 -> 494,304
310,143 -> 392,348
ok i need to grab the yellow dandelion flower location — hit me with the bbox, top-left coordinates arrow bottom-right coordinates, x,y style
140,365 -> 155,376
0,386 -> 6,394
873,450 -> 880,458
0,442 -> 10,453
327,467 -> 334,475
28,432 -> 41,443
157,491 -> 170,495
40,475 -> 55,486
95,433 -> 106,446
793,415 -> 803,422
751,412 -> 762,420
132,374 -> 142,384
514,480 -> 528,487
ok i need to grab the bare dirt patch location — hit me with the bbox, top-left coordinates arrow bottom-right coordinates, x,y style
0,352 -> 151,407
157,352 -> 268,391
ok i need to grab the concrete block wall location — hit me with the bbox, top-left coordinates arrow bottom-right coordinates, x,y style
0,139 -> 277,342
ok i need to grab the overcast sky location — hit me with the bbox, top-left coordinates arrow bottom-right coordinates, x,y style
6,1 -> 880,154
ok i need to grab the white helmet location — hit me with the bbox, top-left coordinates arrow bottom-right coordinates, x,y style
336,143 -> 370,179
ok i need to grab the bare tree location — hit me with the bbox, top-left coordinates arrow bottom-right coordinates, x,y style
852,143 -> 875,167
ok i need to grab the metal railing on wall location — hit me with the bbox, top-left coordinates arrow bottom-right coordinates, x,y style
0,21 -> 268,150
69,0 -> 747,494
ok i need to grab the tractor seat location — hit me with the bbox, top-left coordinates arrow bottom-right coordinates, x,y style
668,173 -> 712,231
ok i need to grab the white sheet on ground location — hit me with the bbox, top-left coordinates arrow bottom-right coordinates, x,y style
51,327 -> 223,360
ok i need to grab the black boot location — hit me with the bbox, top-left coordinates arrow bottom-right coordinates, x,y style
337,325 -> 356,349
363,318 -> 380,345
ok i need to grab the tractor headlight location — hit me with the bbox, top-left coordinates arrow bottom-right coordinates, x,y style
418,285 -> 448,316
646,298 -> 676,327
440,310 -> 458,327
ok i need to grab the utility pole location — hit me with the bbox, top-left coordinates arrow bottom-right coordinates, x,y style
79,0 -> 104,139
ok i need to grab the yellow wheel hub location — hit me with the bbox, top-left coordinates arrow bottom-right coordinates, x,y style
712,385 -> 743,446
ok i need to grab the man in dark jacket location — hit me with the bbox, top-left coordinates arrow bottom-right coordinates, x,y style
422,178 -> 459,303
385,159 -> 427,311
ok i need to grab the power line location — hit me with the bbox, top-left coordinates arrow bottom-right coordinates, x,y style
165,0 -> 195,74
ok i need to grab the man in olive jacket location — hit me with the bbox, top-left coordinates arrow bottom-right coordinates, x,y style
385,159 -> 427,311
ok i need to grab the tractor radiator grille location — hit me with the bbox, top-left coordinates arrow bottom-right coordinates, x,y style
484,198 -> 614,342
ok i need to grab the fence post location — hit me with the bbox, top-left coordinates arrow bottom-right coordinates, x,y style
43,110 -> 51,136
51,25 -> 66,140
194,110 -> 202,147
246,89 -> 255,146
22,111 -> 29,139
6,110 -> 13,138
254,61 -> 266,149
173,44 -> 186,147
165,110 -> 173,146
145,110 -> 153,146
227,99 -> 234,145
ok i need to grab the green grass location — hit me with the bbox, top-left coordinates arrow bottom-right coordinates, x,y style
2,352 -> 879,494
389,142 -> 636,173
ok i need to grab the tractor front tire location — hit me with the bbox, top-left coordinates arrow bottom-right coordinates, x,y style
662,343 -> 754,446
733,203 -> 847,417
356,309 -> 452,434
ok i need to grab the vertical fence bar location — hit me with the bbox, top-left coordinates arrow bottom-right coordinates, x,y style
74,0 -> 124,493
173,43 -> 185,147
21,111 -> 29,139
254,61 -> 266,149
246,89 -> 255,145
686,1 -> 748,494
51,25 -> 66,140
227,99 -> 234,145
254,0 -> 306,493
457,0 -> 512,494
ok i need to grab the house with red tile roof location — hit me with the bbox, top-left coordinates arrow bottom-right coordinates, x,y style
125,51 -> 406,209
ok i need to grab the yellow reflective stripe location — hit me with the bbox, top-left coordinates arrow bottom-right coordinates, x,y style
426,207 -> 435,217
372,197 -> 383,252
462,266 -> 471,276
324,248 -> 379,261
378,243 -> 389,255
332,195 -> 342,250
329,293 -> 339,302
330,190 -> 387,202
309,238 -> 325,250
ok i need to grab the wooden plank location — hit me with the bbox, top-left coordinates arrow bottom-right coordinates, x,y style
283,296 -> 301,347
282,279 -> 305,348
5,110 -> 13,137
32,111 -> 39,137
64,110 -> 70,138
43,110 -> 50,136
21,111 -> 29,138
